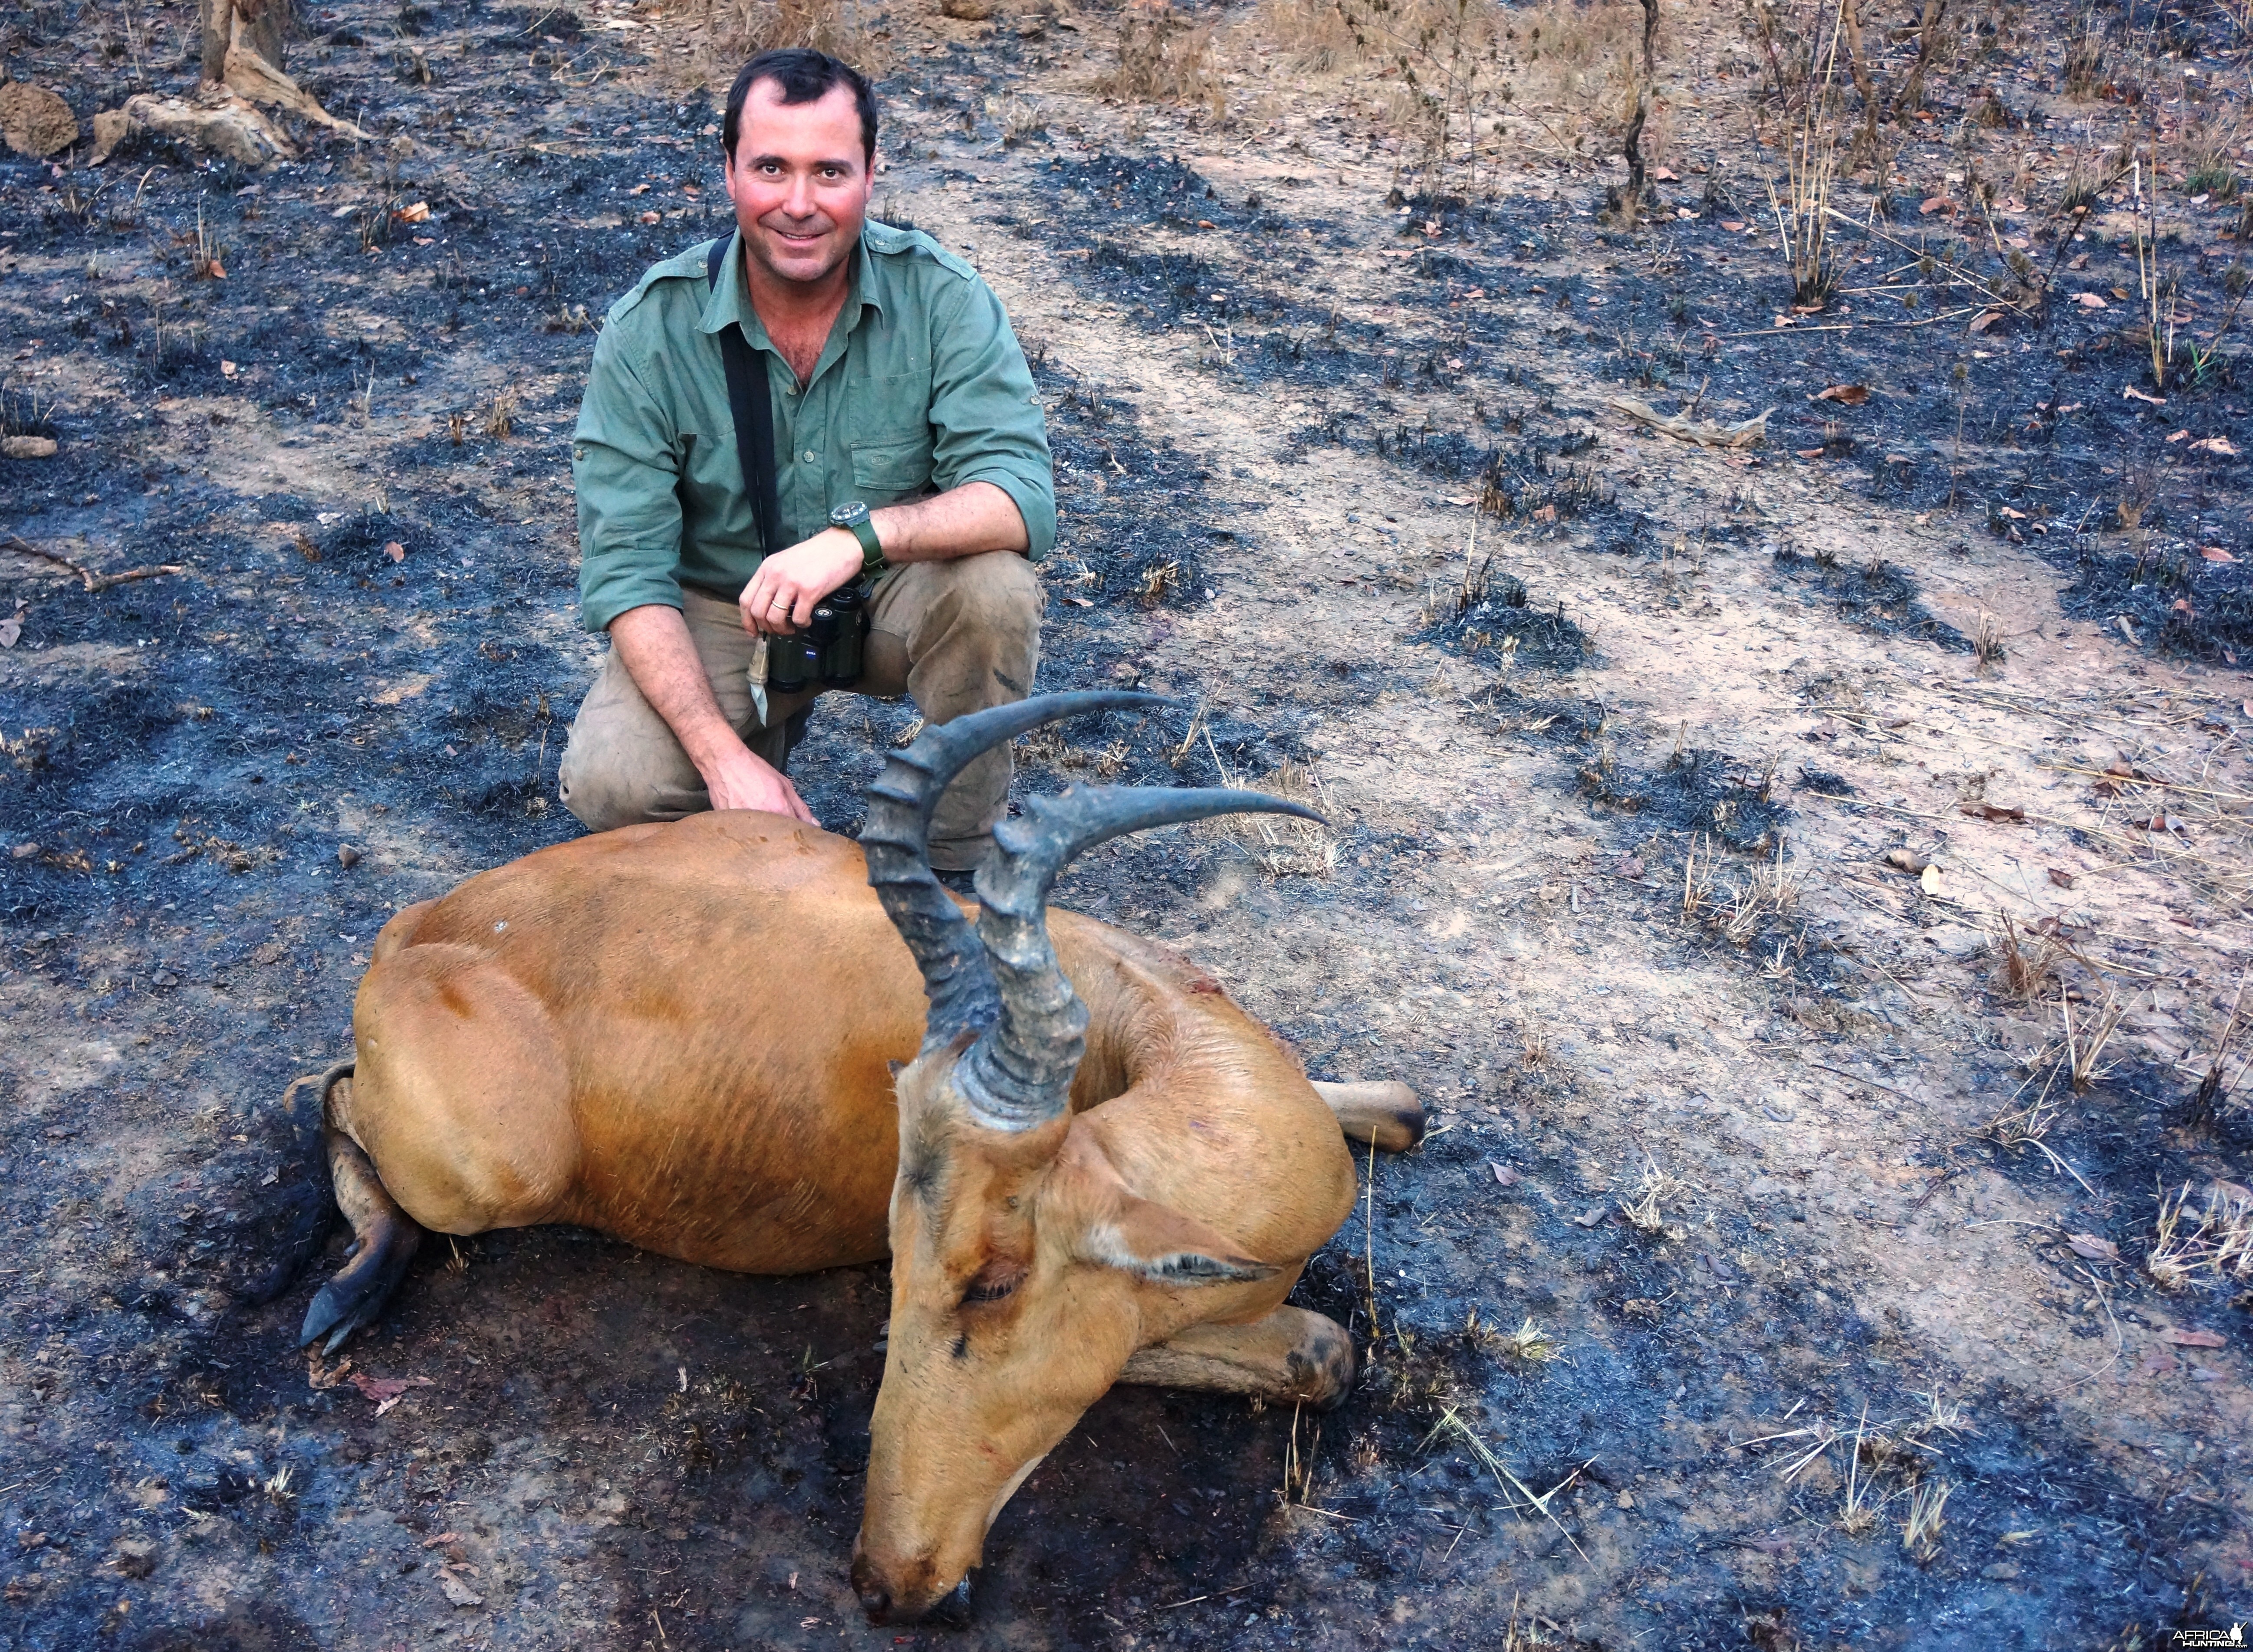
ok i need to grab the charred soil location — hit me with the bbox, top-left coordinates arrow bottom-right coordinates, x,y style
4,0 -> 2253,1646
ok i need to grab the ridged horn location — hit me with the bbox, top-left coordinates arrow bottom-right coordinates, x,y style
862,691 -> 1178,1048
953,785 -> 1326,1131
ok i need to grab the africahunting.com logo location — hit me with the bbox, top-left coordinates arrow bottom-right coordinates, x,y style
2168,1627 -> 2246,1650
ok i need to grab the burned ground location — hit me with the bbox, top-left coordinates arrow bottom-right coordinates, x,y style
5,0 -> 2253,1645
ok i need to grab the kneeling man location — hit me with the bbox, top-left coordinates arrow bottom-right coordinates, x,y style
561,48 -> 1052,871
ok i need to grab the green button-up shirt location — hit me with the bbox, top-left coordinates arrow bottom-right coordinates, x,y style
571,223 -> 1056,633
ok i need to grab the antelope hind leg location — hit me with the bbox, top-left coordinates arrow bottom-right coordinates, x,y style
1118,1306 -> 1357,1411
1312,1080 -> 1425,1152
300,1069 -> 424,1354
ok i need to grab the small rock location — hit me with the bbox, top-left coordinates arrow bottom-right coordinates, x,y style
1614,1489 -> 1635,1509
110,1538 -> 158,1579
940,0 -> 996,16
90,106 -> 130,164
438,1570 -> 483,1608
10,842 -> 37,859
2,436 -> 58,460
1980,1561 -> 2020,1581
336,844 -> 362,869
151,969 -> 179,989
0,82 -> 79,159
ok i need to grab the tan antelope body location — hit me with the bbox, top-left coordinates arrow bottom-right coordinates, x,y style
303,692 -> 1422,1625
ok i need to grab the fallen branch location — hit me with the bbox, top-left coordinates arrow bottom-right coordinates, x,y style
1608,397 -> 1774,448
3,535 -> 186,593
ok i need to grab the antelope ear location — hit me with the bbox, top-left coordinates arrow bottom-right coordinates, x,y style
1048,1129 -> 1277,1285
1077,1194 -> 1279,1286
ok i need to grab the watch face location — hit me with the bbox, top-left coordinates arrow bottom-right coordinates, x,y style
830,501 -> 870,526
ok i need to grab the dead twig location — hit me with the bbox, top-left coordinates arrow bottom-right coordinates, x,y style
3,534 -> 185,593
1608,396 -> 1775,448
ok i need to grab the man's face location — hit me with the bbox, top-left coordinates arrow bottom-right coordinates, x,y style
723,79 -> 873,289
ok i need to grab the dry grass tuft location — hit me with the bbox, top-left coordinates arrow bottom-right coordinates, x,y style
1684,834 -> 1801,946
1900,1478 -> 1950,1561
2144,1179 -> 2253,1291
1973,611 -> 2006,668
484,388 -> 518,441
1469,1314 -> 1562,1365
1096,4 -> 1224,111
1617,1157 -> 1694,1239
1990,913 -> 2060,1001
675,0 -> 881,71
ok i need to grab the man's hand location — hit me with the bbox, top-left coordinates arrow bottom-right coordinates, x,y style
698,739 -> 816,824
740,529 -> 864,636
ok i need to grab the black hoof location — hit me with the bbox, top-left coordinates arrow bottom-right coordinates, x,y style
299,1222 -> 420,1353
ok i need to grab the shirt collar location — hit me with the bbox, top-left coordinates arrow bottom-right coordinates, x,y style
696,229 -> 882,346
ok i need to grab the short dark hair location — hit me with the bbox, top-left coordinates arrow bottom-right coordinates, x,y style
723,49 -> 878,167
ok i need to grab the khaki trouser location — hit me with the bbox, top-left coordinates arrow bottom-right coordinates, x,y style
559,552 -> 1042,870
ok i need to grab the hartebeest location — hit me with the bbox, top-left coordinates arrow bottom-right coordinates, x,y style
301,690 -> 1422,1624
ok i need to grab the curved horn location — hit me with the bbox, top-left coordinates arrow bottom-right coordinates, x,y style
863,691 -> 1177,1048
954,786 -> 1325,1130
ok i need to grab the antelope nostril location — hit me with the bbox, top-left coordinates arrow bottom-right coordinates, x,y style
857,1584 -> 892,1625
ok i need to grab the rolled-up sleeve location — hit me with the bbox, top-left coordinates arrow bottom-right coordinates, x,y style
926,277 -> 1057,562
573,327 -> 688,632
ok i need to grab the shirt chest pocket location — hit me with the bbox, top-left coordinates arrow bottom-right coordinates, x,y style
850,429 -> 934,500
846,364 -> 935,501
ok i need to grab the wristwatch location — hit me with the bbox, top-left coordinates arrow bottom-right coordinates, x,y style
829,500 -> 885,576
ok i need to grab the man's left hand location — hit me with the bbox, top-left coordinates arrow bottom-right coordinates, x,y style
739,529 -> 864,636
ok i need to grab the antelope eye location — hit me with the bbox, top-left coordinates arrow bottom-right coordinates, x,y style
961,1274 -> 1021,1306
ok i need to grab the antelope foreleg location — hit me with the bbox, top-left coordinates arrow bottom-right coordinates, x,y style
1117,1306 -> 1357,1411
1312,1080 -> 1425,1152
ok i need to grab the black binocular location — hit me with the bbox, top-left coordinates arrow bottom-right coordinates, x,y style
767,581 -> 869,693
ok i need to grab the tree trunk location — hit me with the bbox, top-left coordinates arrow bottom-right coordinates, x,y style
1837,0 -> 1882,157
200,0 -> 289,89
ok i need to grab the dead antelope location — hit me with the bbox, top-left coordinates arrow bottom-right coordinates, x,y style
300,690 -> 1422,1625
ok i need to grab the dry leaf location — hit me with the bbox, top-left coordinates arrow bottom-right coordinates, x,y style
2065,1233 -> 2118,1261
2200,546 -> 2237,562
1959,801 -> 2026,822
393,200 -> 431,223
637,210 -> 661,225
1573,1206 -> 1607,1228
1795,447 -> 1826,458
0,603 -> 21,649
1968,311 -> 2001,333
2122,384 -> 2167,407
220,359 -> 238,378
1490,1161 -> 1520,1187
1883,847 -> 1928,875
2074,292 -> 2107,309
384,541 -> 406,563
1811,384 -> 1870,405
1720,219 -> 1746,232
1918,195 -> 1951,214
1919,864 -> 1943,897
1059,595 -> 1093,608
1651,166 -> 1680,181
2161,1327 -> 2224,1348
2047,867 -> 2075,888
2190,436 -> 2240,457
2110,286 -> 2131,301
348,1372 -> 434,1403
